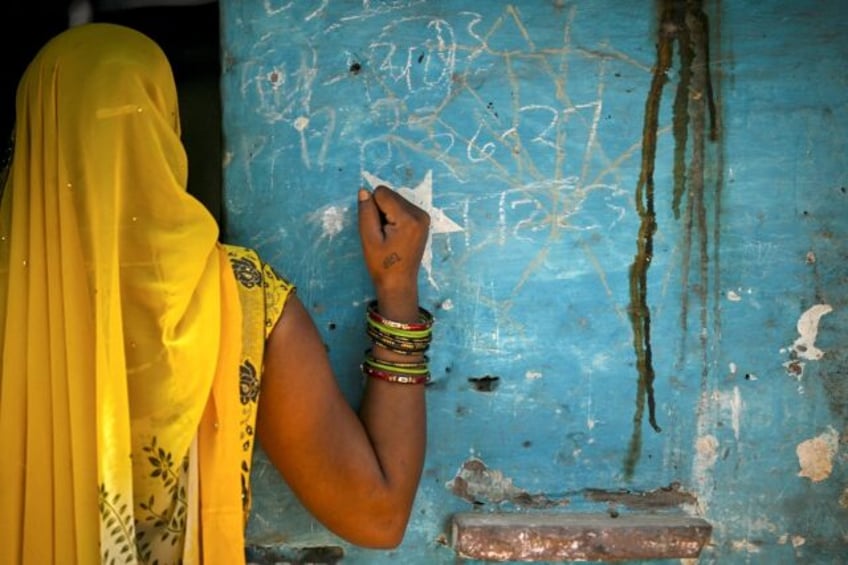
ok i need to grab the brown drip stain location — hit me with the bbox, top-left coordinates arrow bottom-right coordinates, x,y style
625,0 -> 722,479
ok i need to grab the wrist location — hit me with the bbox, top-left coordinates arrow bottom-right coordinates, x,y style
374,285 -> 420,323
364,299 -> 433,370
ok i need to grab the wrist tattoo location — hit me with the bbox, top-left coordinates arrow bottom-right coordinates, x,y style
382,252 -> 401,269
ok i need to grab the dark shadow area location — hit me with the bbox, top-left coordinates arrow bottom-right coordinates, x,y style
0,1 -> 222,222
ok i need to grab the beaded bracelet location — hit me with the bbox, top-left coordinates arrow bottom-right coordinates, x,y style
366,325 -> 432,355
363,349 -> 430,374
362,302 -> 433,383
367,300 -> 434,332
361,362 -> 431,385
365,301 -> 434,356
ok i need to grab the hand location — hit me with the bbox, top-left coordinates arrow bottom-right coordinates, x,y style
357,185 -> 430,313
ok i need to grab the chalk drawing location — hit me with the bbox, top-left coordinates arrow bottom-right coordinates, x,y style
239,3 -> 648,297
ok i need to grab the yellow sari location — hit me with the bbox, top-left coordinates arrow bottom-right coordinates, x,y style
0,23 -> 291,564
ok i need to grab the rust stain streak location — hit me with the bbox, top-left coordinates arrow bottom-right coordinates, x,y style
626,0 -> 722,479
625,2 -> 674,480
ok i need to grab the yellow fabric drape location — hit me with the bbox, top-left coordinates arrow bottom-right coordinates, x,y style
0,23 -> 244,564
198,248 -> 245,565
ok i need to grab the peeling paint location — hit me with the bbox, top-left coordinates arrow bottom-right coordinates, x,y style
293,115 -> 309,131
776,533 -> 806,547
468,375 -> 500,392
796,426 -> 839,482
791,304 -> 833,361
692,433 -> 719,512
584,482 -> 697,510
695,434 -> 719,468
730,539 -> 762,553
446,457 -> 567,508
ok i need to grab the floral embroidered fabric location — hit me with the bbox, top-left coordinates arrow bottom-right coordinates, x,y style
224,244 -> 294,516
100,245 -> 293,564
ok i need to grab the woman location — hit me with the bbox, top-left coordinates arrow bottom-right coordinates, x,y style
0,23 -> 432,564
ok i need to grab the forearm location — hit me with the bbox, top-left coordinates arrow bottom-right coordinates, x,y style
357,378 -> 426,534
257,295 -> 428,548
357,288 -> 428,526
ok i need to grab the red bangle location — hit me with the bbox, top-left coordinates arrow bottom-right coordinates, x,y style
361,363 -> 430,385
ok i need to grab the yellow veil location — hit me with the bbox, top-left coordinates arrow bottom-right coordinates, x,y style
0,23 -> 243,563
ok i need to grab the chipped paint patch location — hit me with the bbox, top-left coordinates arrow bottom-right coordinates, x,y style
796,426 -> 839,482
692,434 -> 719,512
584,483 -> 697,510
293,116 -> 309,131
791,304 -> 833,361
730,539 -> 761,553
696,435 -> 719,468
777,534 -> 806,548
446,457 -> 566,508
725,287 -> 753,302
839,487 -> 848,509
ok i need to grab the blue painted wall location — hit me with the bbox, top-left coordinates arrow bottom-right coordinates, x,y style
220,1 -> 847,562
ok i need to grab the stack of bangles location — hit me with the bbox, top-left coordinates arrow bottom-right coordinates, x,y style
361,300 -> 434,385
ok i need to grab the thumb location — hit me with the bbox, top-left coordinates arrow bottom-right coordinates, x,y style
357,188 -> 383,246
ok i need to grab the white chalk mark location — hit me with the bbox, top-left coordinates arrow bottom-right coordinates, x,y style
467,122 -> 496,162
304,0 -> 327,21
497,192 -> 507,245
308,204 -> 349,242
731,386 -> 742,442
320,206 -> 346,239
263,0 -> 293,16
792,304 -> 833,360
586,395 -> 596,430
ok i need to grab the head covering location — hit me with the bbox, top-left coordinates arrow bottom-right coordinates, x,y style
0,23 -> 240,563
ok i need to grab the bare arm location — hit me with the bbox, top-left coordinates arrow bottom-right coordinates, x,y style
255,185 -> 431,548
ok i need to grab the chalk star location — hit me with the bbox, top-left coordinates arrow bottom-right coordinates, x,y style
362,170 -> 463,288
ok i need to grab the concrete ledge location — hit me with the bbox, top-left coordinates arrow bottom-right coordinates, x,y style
451,512 -> 712,561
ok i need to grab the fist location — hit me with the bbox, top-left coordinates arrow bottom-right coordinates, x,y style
357,185 -> 430,297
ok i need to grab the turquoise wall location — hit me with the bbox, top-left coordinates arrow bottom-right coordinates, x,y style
220,1 -> 847,562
